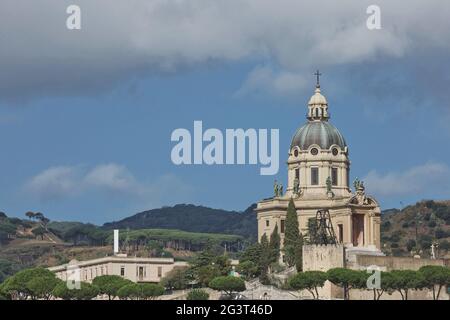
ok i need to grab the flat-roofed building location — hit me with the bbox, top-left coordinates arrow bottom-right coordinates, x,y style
48,254 -> 188,283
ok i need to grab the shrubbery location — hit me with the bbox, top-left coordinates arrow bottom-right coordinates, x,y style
286,266 -> 450,300
186,289 -> 209,300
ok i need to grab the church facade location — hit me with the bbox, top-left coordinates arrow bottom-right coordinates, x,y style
256,76 -> 381,262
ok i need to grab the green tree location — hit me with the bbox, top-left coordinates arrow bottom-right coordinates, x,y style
348,270 -> 373,299
34,212 -> 44,220
2,268 -> 57,299
191,248 -> 216,269
259,233 -> 272,283
25,211 -> 35,220
161,267 -> 190,290
240,243 -> 263,264
191,249 -> 231,286
213,255 -> 232,275
92,275 -> 132,300
27,275 -> 59,300
284,199 -> 303,270
32,226 -> 46,240
368,271 -> 396,300
239,243 -> 263,278
389,270 -> 426,300
288,271 -> 327,299
326,268 -> 363,300
0,267 -> 58,300
73,282 -> 99,300
196,265 -> 222,287
0,278 -> 11,300
140,283 -> 164,300
269,223 -> 281,263
0,259 -> 20,283
53,281 -> 99,300
186,288 -> 209,300
419,266 -> 450,300
236,261 -> 259,280
209,276 -> 246,296
52,280 -> 73,300
117,283 -> 142,300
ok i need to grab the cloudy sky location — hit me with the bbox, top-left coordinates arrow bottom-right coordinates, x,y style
1,0 -> 450,223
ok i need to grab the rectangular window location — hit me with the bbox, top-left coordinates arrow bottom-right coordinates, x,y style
266,220 -> 270,227
332,168 -> 338,186
295,168 -> 300,180
280,220 -> 285,234
311,167 -> 319,185
157,267 -> 162,278
338,224 -> 343,243
120,267 -> 125,277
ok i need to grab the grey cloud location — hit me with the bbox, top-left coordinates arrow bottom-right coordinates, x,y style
23,163 -> 194,204
1,0 -> 450,102
363,162 -> 450,198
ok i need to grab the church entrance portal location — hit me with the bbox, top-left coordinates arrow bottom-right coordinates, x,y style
352,214 -> 364,246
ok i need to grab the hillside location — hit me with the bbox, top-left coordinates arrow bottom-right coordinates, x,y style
103,203 -> 258,239
2,199 -> 450,281
381,200 -> 450,257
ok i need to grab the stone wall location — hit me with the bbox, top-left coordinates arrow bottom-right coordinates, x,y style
349,254 -> 449,271
301,245 -> 450,300
302,244 -> 346,299
302,244 -> 345,272
349,288 -> 449,300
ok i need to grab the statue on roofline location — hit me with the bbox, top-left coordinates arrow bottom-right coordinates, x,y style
326,176 -> 334,198
273,180 -> 283,197
353,177 -> 363,191
274,180 -> 279,197
353,177 -> 369,205
326,176 -> 332,193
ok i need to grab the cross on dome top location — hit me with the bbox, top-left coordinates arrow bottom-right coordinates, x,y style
307,70 -> 329,121
314,70 -> 322,88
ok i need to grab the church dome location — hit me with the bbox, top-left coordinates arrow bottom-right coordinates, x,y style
291,119 -> 347,150
291,72 -> 347,151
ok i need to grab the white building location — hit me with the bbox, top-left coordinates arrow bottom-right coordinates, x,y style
256,76 -> 382,261
49,254 -> 188,283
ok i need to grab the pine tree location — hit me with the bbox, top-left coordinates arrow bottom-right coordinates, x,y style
284,198 -> 303,270
269,223 -> 281,263
259,233 -> 271,283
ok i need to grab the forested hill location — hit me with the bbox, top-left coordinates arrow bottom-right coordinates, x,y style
102,204 -> 258,240
380,200 -> 450,257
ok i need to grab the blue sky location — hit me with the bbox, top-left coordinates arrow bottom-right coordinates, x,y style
1,1 -> 450,224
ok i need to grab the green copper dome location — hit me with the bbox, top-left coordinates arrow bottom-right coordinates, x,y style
290,121 -> 347,150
